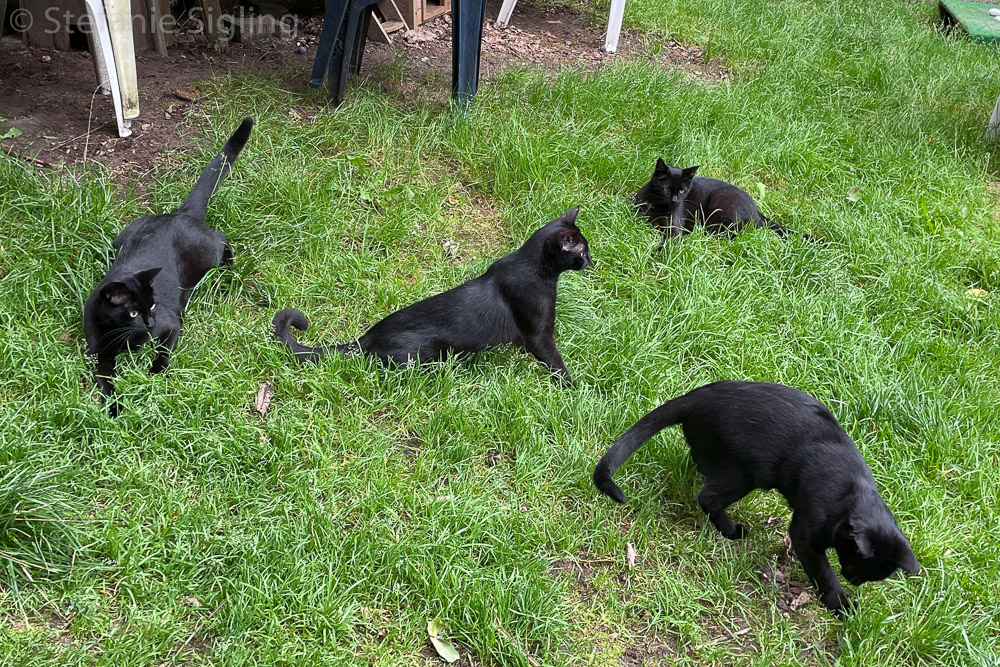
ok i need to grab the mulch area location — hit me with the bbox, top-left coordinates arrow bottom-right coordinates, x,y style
0,0 -> 722,179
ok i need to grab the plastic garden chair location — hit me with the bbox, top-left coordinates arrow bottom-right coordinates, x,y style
310,0 -> 488,106
84,0 -> 140,137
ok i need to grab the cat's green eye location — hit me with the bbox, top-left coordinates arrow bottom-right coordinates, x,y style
129,311 -> 139,318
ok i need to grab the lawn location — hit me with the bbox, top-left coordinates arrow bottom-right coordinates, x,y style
1,0 -> 999,664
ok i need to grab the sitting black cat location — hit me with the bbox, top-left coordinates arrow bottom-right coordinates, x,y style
634,159 -> 816,243
273,207 -> 591,386
84,117 -> 253,416
593,381 -> 919,615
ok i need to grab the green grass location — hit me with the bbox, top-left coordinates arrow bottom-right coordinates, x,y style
1,0 -> 999,663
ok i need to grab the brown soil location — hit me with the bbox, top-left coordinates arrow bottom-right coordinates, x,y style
0,0 -> 720,180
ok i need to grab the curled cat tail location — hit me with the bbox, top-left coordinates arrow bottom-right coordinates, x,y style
177,116 -> 254,220
272,308 -> 334,363
593,395 -> 692,503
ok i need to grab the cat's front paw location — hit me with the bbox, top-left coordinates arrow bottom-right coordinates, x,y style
724,523 -> 750,540
822,590 -> 855,616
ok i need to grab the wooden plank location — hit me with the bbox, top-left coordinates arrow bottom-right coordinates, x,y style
368,0 -> 408,44
199,0 -> 226,45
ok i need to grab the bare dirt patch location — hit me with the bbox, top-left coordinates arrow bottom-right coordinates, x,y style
621,634 -> 678,666
1,0 -> 720,179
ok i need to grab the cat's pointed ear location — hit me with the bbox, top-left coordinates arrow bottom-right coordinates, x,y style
654,158 -> 669,173
100,282 -> 131,305
135,267 -> 162,286
682,165 -> 700,178
558,206 -> 580,227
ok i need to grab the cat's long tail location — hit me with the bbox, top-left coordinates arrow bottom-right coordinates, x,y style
272,308 -> 352,363
177,116 -> 254,219
593,394 -> 693,503
762,216 -> 822,243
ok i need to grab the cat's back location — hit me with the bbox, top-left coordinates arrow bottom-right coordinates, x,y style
689,176 -> 752,201
680,382 -> 854,481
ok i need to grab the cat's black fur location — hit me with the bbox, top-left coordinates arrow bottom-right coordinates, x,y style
593,381 -> 919,615
634,159 -> 816,243
84,117 -> 253,416
273,207 -> 591,386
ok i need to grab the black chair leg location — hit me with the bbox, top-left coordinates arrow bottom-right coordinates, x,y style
353,7 -> 374,75
452,0 -> 487,104
310,0 -> 350,89
333,1 -> 370,105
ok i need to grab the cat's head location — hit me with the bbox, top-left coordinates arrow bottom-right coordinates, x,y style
541,206 -> 592,272
835,511 -> 920,587
650,159 -> 699,205
93,268 -> 162,341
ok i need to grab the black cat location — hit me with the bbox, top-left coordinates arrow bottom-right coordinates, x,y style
273,207 -> 591,386
634,159 -> 815,243
593,381 -> 919,614
84,117 -> 253,416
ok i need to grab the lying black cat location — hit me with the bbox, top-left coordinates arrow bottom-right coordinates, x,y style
84,117 -> 253,416
593,381 -> 919,615
273,207 -> 591,385
634,159 -> 816,243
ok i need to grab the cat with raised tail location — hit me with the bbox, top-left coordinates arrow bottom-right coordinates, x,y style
634,159 -> 818,243
273,207 -> 591,386
84,117 -> 254,416
593,381 -> 919,615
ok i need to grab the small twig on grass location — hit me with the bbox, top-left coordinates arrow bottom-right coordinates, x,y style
48,122 -> 114,152
694,625 -> 751,650
2,146 -> 61,170
498,627 -> 540,667
169,596 -> 228,665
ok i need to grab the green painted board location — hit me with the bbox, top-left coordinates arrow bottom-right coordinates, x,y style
939,0 -> 1000,43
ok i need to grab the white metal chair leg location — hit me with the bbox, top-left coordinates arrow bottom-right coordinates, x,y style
497,0 -> 517,25
988,92 -> 1000,142
105,0 -> 140,120
87,30 -> 112,95
602,0 -> 626,53
83,0 -> 132,137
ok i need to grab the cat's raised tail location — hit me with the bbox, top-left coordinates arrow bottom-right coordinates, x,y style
593,393 -> 695,503
177,116 -> 254,220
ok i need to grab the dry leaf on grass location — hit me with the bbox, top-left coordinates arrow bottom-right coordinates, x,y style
626,543 -> 636,570
254,383 -> 274,416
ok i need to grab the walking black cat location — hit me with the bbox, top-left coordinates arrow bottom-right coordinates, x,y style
593,381 -> 919,615
84,117 -> 253,416
273,207 -> 591,386
634,159 -> 817,244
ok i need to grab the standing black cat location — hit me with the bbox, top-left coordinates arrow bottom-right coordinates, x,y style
84,117 -> 253,416
593,381 -> 919,614
273,207 -> 591,386
634,159 -> 815,243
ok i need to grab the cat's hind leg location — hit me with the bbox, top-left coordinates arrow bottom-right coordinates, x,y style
697,478 -> 753,540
